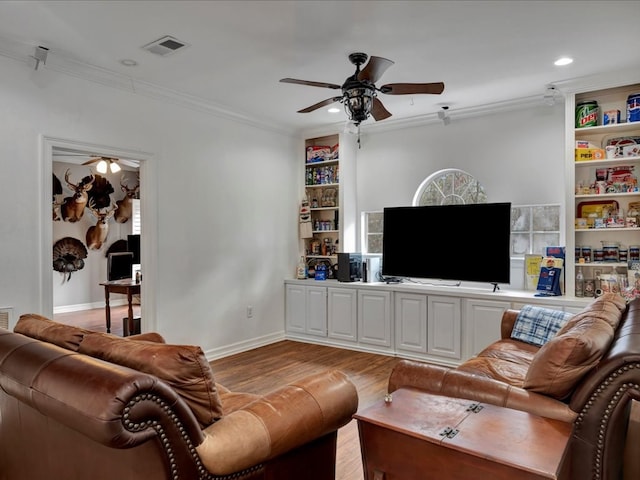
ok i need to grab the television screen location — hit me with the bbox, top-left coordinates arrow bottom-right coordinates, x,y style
382,202 -> 511,285
108,252 -> 134,281
127,234 -> 141,264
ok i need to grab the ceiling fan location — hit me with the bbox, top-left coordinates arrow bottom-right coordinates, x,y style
52,152 -> 139,173
280,52 -> 445,126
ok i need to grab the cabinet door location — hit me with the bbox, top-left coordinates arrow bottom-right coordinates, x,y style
328,287 -> 358,342
306,286 -> 327,336
427,296 -> 461,359
464,299 -> 511,359
395,292 -> 427,354
285,283 -> 306,333
358,290 -> 392,348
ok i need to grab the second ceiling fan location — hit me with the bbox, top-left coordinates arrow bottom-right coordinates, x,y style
280,52 -> 445,126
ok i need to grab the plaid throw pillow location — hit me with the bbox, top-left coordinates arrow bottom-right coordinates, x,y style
511,305 -> 575,347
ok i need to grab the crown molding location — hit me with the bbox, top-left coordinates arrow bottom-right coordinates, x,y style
0,36 -> 292,137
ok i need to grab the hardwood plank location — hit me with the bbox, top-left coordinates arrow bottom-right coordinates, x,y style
54,308 -> 401,480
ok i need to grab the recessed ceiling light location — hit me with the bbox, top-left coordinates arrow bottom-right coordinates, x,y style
328,107 -> 340,113
554,57 -> 573,66
120,59 -> 138,67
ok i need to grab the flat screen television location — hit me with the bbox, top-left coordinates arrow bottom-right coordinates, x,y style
108,252 -> 134,281
382,202 -> 511,286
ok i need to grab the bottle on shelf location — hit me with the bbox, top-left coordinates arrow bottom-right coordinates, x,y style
296,256 -> 307,279
575,267 -> 584,298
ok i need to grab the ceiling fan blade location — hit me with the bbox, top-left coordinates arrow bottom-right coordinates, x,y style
380,82 -> 445,95
358,56 -> 394,83
280,78 -> 341,90
297,97 -> 343,113
81,157 -> 102,166
370,98 -> 392,121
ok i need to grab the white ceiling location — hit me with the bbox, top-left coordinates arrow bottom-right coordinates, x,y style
1,1 -> 639,133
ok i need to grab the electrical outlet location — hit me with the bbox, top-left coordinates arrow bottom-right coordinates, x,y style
246,305 -> 253,318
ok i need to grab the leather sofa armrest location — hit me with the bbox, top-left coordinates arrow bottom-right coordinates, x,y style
196,369 -> 358,476
501,309 -> 520,339
388,359 -> 576,422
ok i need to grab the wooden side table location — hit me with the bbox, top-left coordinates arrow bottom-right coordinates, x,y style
99,279 -> 141,335
354,388 -> 571,480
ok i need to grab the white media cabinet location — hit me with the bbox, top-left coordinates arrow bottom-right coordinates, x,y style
284,279 -> 590,367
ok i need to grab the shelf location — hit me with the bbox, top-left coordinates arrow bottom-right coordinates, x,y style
305,158 -> 338,167
576,227 -> 640,232
575,192 -> 640,199
575,156 -> 640,168
575,262 -> 628,268
305,182 -> 339,189
575,122 -> 640,136
306,255 -> 337,259
312,229 -> 339,234
311,206 -> 339,211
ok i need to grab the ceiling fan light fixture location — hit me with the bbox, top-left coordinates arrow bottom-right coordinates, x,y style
109,160 -> 121,173
344,86 -> 374,125
96,159 -> 108,174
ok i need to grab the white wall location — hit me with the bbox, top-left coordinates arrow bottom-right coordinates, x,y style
0,55 -> 298,354
355,104 -> 565,211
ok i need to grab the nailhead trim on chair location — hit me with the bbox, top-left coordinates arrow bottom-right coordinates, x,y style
123,393 -> 264,480
573,363 -> 640,480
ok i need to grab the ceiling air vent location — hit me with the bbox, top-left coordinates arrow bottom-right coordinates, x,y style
142,35 -> 189,57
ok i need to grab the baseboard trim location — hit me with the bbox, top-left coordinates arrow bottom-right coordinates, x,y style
53,300 -> 129,314
204,331 -> 285,361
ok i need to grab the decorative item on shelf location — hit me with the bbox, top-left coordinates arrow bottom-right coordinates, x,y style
535,256 -> 563,297
299,198 -> 313,239
296,256 -> 308,279
306,258 -> 334,280
306,145 -> 331,163
321,187 -> 337,207
628,93 -> 640,123
575,267 -> 584,297
576,100 -> 598,128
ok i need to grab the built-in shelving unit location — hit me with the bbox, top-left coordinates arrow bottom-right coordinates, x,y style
566,83 -> 640,298
304,134 -> 341,269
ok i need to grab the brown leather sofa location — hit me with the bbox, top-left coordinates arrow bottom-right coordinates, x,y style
0,314 -> 358,480
388,294 -> 640,480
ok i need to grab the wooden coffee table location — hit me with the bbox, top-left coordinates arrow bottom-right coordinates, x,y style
354,388 -> 571,480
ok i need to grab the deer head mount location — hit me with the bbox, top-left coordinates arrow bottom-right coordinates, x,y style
115,174 -> 140,224
85,199 -> 118,250
60,169 -> 95,222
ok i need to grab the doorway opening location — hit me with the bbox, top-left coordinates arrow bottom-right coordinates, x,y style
40,136 -> 157,334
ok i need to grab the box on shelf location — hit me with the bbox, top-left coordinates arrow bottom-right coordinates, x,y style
576,140 -> 599,149
306,145 -> 331,163
575,148 -> 605,161
603,110 -> 621,125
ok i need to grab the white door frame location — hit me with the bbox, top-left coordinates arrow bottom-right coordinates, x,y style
40,136 -> 158,333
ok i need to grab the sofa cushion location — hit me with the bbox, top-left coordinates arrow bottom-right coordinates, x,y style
523,315 -> 615,399
15,313 -> 91,351
557,293 -> 626,333
14,314 -> 167,350
79,332 -> 223,428
510,305 -> 574,347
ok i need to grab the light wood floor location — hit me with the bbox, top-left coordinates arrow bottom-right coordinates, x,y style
54,307 -> 402,480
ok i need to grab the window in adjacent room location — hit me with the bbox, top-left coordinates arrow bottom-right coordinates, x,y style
510,204 -> 561,257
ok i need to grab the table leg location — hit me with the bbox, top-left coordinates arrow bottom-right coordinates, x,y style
126,289 -> 134,337
104,286 -> 111,333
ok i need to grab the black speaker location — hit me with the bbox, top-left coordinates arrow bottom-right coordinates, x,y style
337,253 -> 362,282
